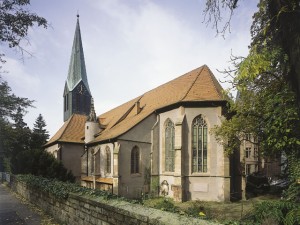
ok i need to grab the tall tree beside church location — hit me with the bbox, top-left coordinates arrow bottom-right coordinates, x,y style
204,0 -> 300,105
206,0 -> 300,207
30,114 -> 49,150
10,107 -> 31,173
0,77 -> 33,171
0,0 -> 48,63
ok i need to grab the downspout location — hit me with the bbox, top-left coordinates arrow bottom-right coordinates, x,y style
86,145 -> 88,176
150,113 -> 160,195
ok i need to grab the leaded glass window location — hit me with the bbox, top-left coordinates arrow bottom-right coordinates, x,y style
192,115 -> 208,173
165,119 -> 175,172
131,146 -> 139,174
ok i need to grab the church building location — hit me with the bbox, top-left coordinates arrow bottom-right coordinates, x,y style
45,16 -> 232,202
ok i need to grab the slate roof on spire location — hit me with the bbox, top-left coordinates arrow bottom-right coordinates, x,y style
66,16 -> 91,94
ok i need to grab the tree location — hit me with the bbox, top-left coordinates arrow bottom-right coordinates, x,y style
30,114 -> 49,150
204,0 -> 300,105
0,0 -> 48,63
0,1 -> 48,172
15,149 -> 75,182
207,0 -> 300,205
0,76 -> 33,172
0,76 -> 33,119
10,106 -> 31,173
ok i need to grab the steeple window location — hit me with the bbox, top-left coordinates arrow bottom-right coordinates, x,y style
64,95 -> 69,112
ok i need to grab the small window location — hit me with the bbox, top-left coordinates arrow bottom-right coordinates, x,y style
245,133 -> 251,141
66,94 -> 69,110
106,146 -> 111,174
64,95 -> 66,112
131,146 -> 140,174
245,147 -> 251,158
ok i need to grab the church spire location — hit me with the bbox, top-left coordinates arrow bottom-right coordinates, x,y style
63,15 -> 92,122
66,15 -> 91,94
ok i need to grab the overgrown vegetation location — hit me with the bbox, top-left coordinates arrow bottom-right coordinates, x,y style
242,200 -> 300,225
16,174 -> 116,200
16,174 -> 300,224
205,0 -> 300,200
0,76 -> 74,182
15,150 -> 75,182
204,1 -> 300,224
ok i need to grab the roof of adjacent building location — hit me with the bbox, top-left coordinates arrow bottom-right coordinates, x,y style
65,16 -> 91,94
45,65 -> 226,147
45,114 -> 86,146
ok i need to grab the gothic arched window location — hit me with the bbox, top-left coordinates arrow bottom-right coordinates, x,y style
165,119 -> 175,172
106,146 -> 111,174
192,115 -> 208,173
131,146 -> 140,174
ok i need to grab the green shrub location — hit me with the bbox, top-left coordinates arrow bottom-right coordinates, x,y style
185,200 -> 211,219
243,200 -> 300,225
14,149 -> 75,182
282,181 -> 300,203
152,197 -> 179,213
16,174 -> 115,200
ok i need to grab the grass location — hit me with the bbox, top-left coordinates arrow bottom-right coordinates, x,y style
143,194 -> 281,224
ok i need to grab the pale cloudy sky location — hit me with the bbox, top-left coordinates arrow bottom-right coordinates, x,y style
2,0 -> 258,137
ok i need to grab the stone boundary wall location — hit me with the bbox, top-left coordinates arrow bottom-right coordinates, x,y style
9,178 -> 217,225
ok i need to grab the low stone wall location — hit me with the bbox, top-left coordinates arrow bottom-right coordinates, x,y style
9,178 -> 216,225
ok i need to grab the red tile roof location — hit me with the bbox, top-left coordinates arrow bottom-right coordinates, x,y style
45,114 -> 86,146
45,65 -> 225,146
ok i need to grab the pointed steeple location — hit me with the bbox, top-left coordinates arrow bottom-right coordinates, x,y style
63,15 -> 92,122
66,14 -> 91,94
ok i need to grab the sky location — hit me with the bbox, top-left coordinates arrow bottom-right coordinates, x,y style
2,0 -> 258,137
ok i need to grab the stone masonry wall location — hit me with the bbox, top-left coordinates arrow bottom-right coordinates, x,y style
9,178 -> 216,225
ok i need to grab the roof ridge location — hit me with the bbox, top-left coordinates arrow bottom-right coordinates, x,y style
59,114 -> 75,139
44,114 -> 76,147
180,66 -> 204,101
110,95 -> 144,128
